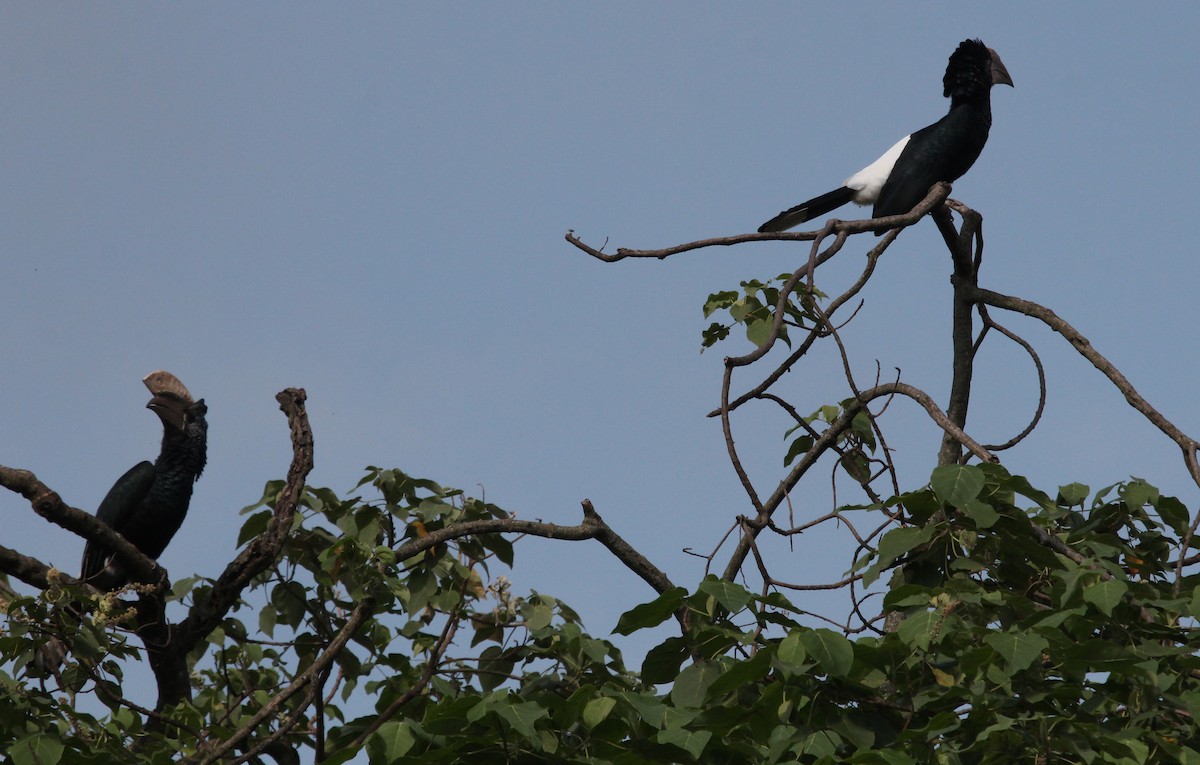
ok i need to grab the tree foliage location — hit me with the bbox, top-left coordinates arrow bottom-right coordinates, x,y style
5,191 -> 1200,762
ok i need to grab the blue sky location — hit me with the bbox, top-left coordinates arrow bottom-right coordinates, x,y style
3,4 -> 1199,680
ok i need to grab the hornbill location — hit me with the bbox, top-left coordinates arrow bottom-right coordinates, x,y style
758,39 -> 1013,235
81,370 -> 208,590
31,371 -> 206,675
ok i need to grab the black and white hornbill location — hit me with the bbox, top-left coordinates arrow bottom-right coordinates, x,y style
31,371 -> 206,676
80,370 -> 208,591
758,39 -> 1013,235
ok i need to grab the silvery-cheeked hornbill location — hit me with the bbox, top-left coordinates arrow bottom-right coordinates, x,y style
758,39 -> 1014,235
32,371 -> 206,676
80,370 -> 208,590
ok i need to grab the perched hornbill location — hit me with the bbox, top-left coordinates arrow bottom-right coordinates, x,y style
80,370 -> 208,590
31,371 -> 206,676
758,39 -> 1013,235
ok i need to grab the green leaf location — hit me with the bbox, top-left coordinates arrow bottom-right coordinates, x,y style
875,525 -> 937,570
931,465 -> 985,506
258,605 -> 277,638
1083,578 -> 1128,616
746,316 -> 774,347
896,609 -> 939,651
839,450 -> 872,483
783,435 -> 815,467
984,632 -> 1048,671
367,721 -> 415,763
703,290 -> 739,317
708,646 -> 774,696
642,637 -> 689,685
800,730 -> 842,758
522,601 -> 553,631
1158,495 -> 1190,536
9,735 -> 63,765
582,696 -> 617,729
495,701 -> 548,738
1120,478 -> 1158,508
701,322 -> 731,349
962,498 -> 1000,528
614,587 -> 686,635
316,747 -> 359,765
237,510 -> 271,546
1002,473 -> 1056,511
477,647 -> 517,693
620,691 -> 668,728
798,628 -> 854,677
776,631 -> 808,672
240,479 -> 284,514
670,662 -> 720,707
656,727 -> 712,759
696,578 -> 752,614
478,533 -> 514,567
1057,482 -> 1090,506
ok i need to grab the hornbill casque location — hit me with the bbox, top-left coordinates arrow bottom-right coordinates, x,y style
32,371 -> 206,675
758,39 -> 1013,235
81,370 -> 208,590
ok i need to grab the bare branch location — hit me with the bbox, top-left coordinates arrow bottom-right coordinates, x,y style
721,381 -> 996,580
0,466 -> 168,589
174,389 -> 314,659
388,500 -> 682,624
565,183 -> 950,263
0,542 -> 56,591
974,306 -> 1047,453
971,287 -> 1200,489
932,203 -> 982,467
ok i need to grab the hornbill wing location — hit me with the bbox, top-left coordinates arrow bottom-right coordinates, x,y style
81,460 -> 156,584
872,107 -> 991,225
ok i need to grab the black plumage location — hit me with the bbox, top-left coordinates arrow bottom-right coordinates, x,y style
30,372 -> 207,676
80,370 -> 207,590
758,39 -> 1013,235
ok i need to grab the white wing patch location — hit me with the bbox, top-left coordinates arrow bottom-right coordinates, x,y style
843,135 -> 910,205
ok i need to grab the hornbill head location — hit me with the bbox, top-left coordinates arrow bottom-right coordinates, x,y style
143,370 -> 197,432
943,39 -> 1014,99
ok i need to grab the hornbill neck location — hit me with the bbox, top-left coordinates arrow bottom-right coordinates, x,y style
156,399 -> 208,481
945,68 -> 996,119
948,92 -> 992,127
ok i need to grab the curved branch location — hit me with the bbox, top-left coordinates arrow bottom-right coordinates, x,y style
971,287 -> 1200,485
565,183 -> 951,263
974,306 -> 1047,452
0,466 -> 168,589
721,381 -> 995,579
0,542 -> 57,591
390,500 -> 679,605
175,389 -> 313,652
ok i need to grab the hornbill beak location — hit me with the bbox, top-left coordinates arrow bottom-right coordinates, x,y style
988,48 -> 1014,87
143,370 -> 195,431
147,395 -> 189,431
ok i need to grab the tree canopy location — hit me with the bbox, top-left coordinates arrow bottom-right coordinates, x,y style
5,191 -> 1200,763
